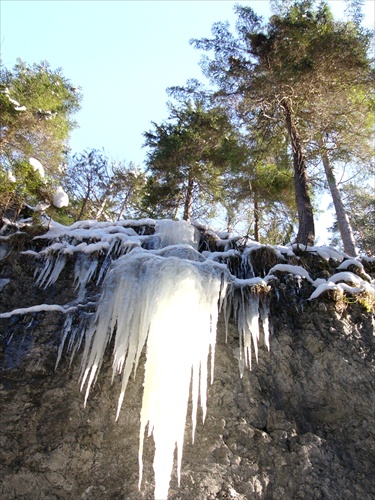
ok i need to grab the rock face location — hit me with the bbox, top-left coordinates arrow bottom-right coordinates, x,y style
0,228 -> 374,500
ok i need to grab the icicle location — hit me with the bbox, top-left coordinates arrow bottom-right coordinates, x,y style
78,247 -> 231,500
35,254 -> 67,288
232,284 -> 261,377
55,315 -> 73,369
74,254 -> 99,297
240,249 -> 256,279
260,299 -> 271,351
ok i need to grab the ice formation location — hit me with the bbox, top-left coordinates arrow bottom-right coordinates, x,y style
1,217 -> 374,500
78,249 -> 230,499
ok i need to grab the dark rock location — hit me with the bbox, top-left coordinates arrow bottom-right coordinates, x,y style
0,233 -> 374,500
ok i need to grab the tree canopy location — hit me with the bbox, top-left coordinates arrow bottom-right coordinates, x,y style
1,59 -> 81,173
0,59 -> 81,218
185,0 -> 374,246
143,100 -> 246,221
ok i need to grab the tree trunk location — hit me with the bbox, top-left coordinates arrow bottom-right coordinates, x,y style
254,193 -> 260,241
320,142 -> 359,256
183,171 -> 194,221
77,191 -> 90,222
281,99 -> 315,246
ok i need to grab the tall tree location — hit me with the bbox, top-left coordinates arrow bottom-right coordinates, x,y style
64,149 -> 145,222
329,183 -> 375,256
143,100 -> 245,221
0,59 -> 81,175
189,0 -> 374,246
225,120 -> 296,241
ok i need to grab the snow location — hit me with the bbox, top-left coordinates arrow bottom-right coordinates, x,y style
337,259 -> 372,281
0,302 -> 77,318
268,264 -> 313,283
29,157 -> 45,178
328,271 -> 363,286
52,186 -> 69,208
309,270 -> 375,300
8,171 -> 16,182
35,201 -> 51,212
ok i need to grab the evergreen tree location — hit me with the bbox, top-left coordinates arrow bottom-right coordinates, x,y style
0,59 -> 81,173
188,0 -> 374,246
0,59 -> 81,217
143,100 -> 245,222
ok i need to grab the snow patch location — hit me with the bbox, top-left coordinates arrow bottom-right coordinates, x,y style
29,157 -> 45,178
52,186 -> 69,208
268,264 -> 313,283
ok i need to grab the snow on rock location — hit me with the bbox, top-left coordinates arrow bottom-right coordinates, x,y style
337,259 -> 372,281
0,302 -> 77,318
309,271 -> 375,300
329,271 -> 364,286
52,186 -> 69,208
29,157 -> 45,178
268,264 -> 313,283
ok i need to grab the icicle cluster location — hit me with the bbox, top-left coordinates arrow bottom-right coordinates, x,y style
79,248 -> 230,499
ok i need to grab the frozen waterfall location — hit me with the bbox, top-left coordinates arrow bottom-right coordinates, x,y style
2,218 -> 371,499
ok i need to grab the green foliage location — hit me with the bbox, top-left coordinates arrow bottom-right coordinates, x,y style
0,59 -> 81,218
143,100 -> 246,221
0,159 -> 51,219
1,59 -> 81,175
188,0 -> 374,245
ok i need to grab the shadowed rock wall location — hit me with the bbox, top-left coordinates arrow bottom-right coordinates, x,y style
0,246 -> 374,500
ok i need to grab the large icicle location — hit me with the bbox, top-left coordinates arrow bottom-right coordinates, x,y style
79,247 -> 230,500
231,278 -> 271,377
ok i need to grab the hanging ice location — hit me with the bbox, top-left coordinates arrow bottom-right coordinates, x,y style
79,247 -> 231,500
155,220 -> 199,249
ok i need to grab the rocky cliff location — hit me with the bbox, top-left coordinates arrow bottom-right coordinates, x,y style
0,220 -> 374,500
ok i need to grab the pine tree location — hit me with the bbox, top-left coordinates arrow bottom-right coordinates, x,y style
189,0 -> 374,246
143,100 -> 245,222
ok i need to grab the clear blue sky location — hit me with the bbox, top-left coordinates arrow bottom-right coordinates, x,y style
2,0 -> 373,167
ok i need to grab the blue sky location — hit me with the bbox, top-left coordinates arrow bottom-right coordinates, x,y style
2,0 -> 373,166
1,0 -> 374,240
1,0 -> 270,164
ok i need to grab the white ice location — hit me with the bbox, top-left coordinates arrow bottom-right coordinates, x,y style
155,220 -> 199,249
79,247 -> 231,500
